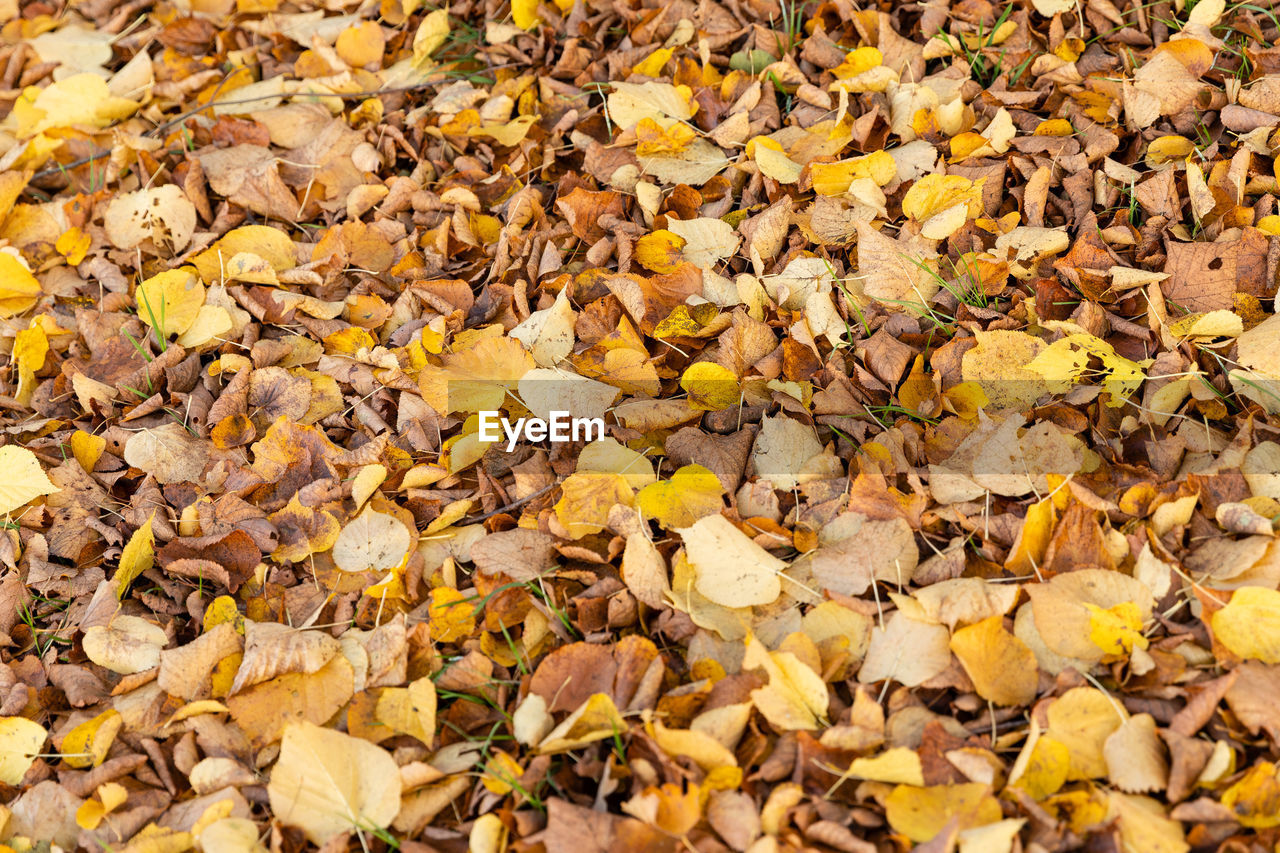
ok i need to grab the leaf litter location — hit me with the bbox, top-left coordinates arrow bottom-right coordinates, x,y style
3,0 -> 1280,850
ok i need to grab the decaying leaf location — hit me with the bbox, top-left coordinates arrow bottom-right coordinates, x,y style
0,1 -> 1276,849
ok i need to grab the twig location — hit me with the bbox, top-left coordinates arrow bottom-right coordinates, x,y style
454,483 -> 556,526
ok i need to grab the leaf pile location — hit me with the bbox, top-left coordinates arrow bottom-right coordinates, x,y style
5,0 -> 1280,851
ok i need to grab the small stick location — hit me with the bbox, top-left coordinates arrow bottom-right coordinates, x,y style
454,483 -> 555,526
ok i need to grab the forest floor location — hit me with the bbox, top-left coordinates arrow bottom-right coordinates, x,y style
2,0 -> 1280,850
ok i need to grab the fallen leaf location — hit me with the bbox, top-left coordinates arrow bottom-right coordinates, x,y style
104,186 -> 196,252
0,445 -> 58,515
267,721 -> 402,845
949,616 -> 1039,706
0,717 -> 46,785
677,514 -> 784,608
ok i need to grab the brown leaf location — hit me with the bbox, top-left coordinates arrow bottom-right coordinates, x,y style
529,643 -> 617,713
158,622 -> 243,700
556,187 -> 626,243
1163,228 -> 1275,312
230,621 -> 341,694
469,528 -> 556,581
543,798 -> 677,853
199,145 -> 300,221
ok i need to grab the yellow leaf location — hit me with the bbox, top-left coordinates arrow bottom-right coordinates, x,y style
190,225 -> 297,284
635,464 -> 724,528
884,783 -> 1003,843
554,472 -> 634,538
203,596 -> 244,633
751,137 -> 802,184
0,717 -> 46,784
634,230 -> 686,273
1036,118 -> 1075,136
210,653 -> 243,699
481,749 -> 525,794
606,82 -> 695,131
843,747 -> 926,786
1167,309 -> 1242,339
633,47 -> 673,77
1221,762 -> 1280,828
115,513 -> 156,599
0,252 -> 41,318
75,781 -> 128,830
427,587 -> 475,642
375,676 -> 437,747
901,174 -> 985,239
1045,687 -> 1127,780
61,709 -> 122,769
117,823 -> 194,853
743,635 -> 828,731
647,718 -> 737,771
418,335 -> 534,414
1024,333 -> 1150,407
949,616 -> 1039,706
654,303 -> 719,339
412,9 -> 450,64
577,438 -> 655,488
1211,586 -> 1280,663
574,346 -> 662,396
536,693 -> 626,754
220,252 -> 276,285
680,361 -> 739,410
810,150 -> 897,194
1257,214 -> 1280,237
470,813 -> 509,853
678,514 -> 783,608
12,323 -> 47,407
0,445 -> 58,516
471,114 -> 537,147
512,0 -> 540,28
136,268 -> 205,338
335,21 -> 384,68
832,46 -> 883,79
1006,497 -> 1054,575
1009,732 -> 1070,800
350,464 -> 387,510
960,329 -> 1051,411
55,226 -> 90,265
1085,601 -> 1148,658
175,305 -> 234,349
69,430 -> 106,474
950,131 -> 992,161
267,722 -> 401,845
8,73 -> 138,137
1146,135 -> 1194,166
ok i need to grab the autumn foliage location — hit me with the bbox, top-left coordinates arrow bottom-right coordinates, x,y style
5,0 -> 1280,850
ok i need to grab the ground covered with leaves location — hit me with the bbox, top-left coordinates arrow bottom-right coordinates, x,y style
10,0 -> 1280,850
